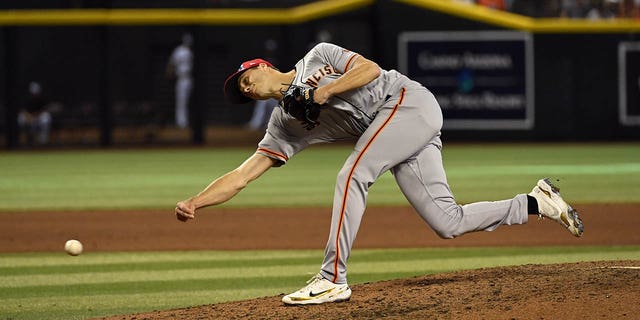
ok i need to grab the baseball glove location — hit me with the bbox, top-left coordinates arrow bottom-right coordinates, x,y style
281,86 -> 323,130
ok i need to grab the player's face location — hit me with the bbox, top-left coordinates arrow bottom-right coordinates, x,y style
238,65 -> 270,100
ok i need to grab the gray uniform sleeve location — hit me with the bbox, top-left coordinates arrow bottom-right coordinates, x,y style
312,42 -> 360,74
256,108 -> 310,166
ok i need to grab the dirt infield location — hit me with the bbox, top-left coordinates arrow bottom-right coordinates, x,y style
1,204 -> 639,252
99,260 -> 640,320
1,204 -> 639,319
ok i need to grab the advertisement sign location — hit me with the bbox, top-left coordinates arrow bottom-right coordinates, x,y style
398,31 -> 534,130
619,42 -> 640,126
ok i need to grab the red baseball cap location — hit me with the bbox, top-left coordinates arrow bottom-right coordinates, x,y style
223,58 -> 274,104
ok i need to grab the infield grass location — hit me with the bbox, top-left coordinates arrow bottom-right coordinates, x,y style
1,246 -> 639,320
0,143 -> 639,211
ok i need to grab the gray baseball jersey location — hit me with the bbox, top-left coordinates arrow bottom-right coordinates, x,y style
257,42 -> 528,284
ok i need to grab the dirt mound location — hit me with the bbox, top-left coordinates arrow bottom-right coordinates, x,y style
98,260 -> 639,320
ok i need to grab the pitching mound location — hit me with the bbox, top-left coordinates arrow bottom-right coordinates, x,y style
99,260 -> 639,320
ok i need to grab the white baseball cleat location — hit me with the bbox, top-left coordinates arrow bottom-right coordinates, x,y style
529,178 -> 584,237
282,273 -> 351,305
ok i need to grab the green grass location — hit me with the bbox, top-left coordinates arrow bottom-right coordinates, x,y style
0,246 -> 638,320
0,143 -> 638,319
0,143 -> 639,211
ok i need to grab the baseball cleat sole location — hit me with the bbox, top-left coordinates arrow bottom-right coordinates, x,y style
282,287 -> 351,305
282,273 -> 352,305
537,178 -> 584,237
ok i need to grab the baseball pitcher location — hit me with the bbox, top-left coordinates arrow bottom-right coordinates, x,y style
175,42 -> 583,305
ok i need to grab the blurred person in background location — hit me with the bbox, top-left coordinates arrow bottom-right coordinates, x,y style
477,0 -> 506,10
586,0 -> 619,19
560,0 -> 592,17
614,0 -> 639,17
246,39 -> 279,132
17,81 -> 53,146
166,33 -> 194,129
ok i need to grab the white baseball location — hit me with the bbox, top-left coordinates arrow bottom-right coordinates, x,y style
64,239 -> 83,256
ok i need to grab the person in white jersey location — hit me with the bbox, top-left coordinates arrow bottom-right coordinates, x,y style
166,33 -> 193,129
175,42 -> 584,305
17,81 -> 53,145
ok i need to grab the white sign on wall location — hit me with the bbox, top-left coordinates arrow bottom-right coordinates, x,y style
398,31 -> 534,130
619,42 -> 640,126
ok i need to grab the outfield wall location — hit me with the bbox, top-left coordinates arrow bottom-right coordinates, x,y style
1,1 -> 639,148
377,1 -> 640,141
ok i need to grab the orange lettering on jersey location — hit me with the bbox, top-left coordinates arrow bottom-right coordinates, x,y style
305,78 -> 318,87
303,64 -> 338,88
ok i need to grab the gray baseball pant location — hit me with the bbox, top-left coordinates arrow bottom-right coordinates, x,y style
320,84 -> 529,284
